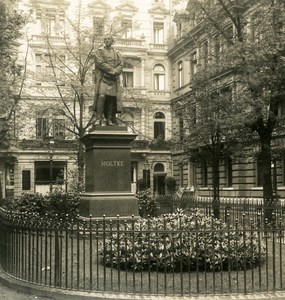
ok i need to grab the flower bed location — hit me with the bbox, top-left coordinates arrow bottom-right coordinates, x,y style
103,210 -> 266,272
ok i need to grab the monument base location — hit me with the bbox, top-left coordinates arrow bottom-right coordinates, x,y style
80,126 -> 139,219
79,192 -> 139,218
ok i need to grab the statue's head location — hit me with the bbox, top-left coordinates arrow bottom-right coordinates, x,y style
103,34 -> 114,46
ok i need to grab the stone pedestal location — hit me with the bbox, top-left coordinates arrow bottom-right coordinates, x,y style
79,126 -> 139,218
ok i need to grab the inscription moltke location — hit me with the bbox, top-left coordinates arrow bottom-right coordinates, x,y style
101,161 -> 125,167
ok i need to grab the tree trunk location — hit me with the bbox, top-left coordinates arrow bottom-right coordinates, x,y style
258,137 -> 274,223
212,159 -> 220,219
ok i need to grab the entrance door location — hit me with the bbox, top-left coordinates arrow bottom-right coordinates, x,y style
153,163 -> 166,195
153,174 -> 166,195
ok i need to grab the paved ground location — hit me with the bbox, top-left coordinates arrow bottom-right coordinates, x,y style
2,269 -> 285,300
0,280 -> 53,299
2,280 -> 285,300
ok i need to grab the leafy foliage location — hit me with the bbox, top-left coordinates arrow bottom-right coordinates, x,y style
136,189 -> 160,218
3,191 -> 79,221
136,178 -> 147,192
0,2 -> 26,147
103,209 -> 266,272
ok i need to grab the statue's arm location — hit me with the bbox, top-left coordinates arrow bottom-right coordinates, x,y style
114,51 -> 123,76
94,50 -> 116,75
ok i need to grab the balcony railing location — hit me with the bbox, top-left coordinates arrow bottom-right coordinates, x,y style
19,139 -> 78,150
31,35 -> 65,44
149,43 -> 168,51
117,38 -> 144,47
94,37 -> 146,48
149,90 -> 171,100
131,138 -> 173,150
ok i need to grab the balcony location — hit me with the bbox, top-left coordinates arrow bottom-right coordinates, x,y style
131,138 -> 173,151
122,87 -> 147,97
117,38 -> 144,47
94,37 -> 147,52
30,35 -> 65,46
148,43 -> 168,55
148,90 -> 171,101
19,139 -> 78,150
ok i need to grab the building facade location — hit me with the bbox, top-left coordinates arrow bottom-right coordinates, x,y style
168,0 -> 285,200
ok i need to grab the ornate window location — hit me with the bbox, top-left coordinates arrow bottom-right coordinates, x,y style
153,64 -> 165,90
121,19 -> 132,39
122,61 -> 134,88
36,8 -> 64,36
36,118 -> 65,140
153,22 -> 164,44
36,118 -> 48,139
178,61 -> 183,88
35,161 -> 65,185
154,111 -> 165,139
35,54 -> 65,84
53,119 -> 65,140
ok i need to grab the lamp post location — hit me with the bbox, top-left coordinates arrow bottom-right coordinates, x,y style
49,138 -> 55,193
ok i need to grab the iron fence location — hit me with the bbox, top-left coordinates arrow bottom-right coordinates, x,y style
156,196 -> 285,223
0,206 -> 285,297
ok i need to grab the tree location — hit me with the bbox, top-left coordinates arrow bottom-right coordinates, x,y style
183,79 -> 246,218
0,1 -> 26,149
183,0 -> 285,221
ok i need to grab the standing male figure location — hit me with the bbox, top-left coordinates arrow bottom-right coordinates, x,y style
93,35 -> 123,126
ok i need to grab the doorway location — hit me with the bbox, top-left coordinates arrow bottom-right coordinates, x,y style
153,163 -> 166,195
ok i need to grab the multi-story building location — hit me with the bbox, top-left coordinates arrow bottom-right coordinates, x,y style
169,0 -> 285,200
0,0 -> 180,198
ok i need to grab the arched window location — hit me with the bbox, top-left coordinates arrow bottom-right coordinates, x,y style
154,111 -> 165,140
153,64 -> 165,91
154,163 -> 165,173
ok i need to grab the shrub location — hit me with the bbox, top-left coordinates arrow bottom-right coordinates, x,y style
102,209 -> 266,272
3,193 -> 48,214
136,178 -> 146,192
44,190 -> 79,220
136,189 -> 160,218
3,191 -> 80,221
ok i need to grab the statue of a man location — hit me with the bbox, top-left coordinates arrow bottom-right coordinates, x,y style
92,34 -> 123,126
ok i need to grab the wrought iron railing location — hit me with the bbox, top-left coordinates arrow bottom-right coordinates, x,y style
156,195 -> 285,224
0,206 -> 285,296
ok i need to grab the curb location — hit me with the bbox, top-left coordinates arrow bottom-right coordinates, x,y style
1,267 -> 285,300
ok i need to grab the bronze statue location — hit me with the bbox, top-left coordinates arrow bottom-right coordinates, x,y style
92,34 -> 123,126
